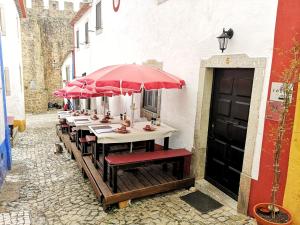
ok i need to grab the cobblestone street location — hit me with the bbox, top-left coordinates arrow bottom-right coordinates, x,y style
0,112 -> 256,225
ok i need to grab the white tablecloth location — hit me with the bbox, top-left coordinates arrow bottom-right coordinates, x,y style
71,116 -> 123,130
57,111 -> 71,119
66,115 -> 91,126
89,121 -> 177,144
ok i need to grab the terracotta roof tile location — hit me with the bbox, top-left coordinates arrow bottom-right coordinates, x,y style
70,3 -> 92,26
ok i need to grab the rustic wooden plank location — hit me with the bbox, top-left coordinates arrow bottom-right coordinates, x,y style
131,167 -> 153,187
83,156 -> 113,198
104,177 -> 195,206
82,156 -> 102,200
117,177 -> 129,192
118,171 -> 139,190
152,164 -> 175,182
139,167 -> 161,186
123,170 -> 144,189
143,166 -> 168,184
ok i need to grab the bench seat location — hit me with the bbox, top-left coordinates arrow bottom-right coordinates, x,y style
79,137 -> 87,143
86,135 -> 96,142
106,149 -> 191,165
105,149 -> 192,193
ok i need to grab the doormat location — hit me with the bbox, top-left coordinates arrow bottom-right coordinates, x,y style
180,191 -> 223,214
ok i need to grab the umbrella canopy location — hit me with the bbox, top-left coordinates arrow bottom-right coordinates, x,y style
75,64 -> 185,92
53,85 -> 114,99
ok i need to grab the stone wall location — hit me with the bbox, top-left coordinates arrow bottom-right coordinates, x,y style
24,90 -> 48,113
21,0 -> 75,113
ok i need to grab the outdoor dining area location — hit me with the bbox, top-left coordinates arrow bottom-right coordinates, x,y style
55,64 -> 195,209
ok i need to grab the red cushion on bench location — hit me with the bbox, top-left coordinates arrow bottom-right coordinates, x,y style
86,135 -> 96,142
61,124 -> 69,128
106,149 -> 191,165
79,137 -> 87,143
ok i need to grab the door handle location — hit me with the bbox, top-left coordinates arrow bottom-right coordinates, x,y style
211,123 -> 215,138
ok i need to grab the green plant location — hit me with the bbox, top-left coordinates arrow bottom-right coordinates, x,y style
270,39 -> 300,220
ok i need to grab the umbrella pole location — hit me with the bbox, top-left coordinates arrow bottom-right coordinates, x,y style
130,94 -> 135,127
103,97 -> 105,117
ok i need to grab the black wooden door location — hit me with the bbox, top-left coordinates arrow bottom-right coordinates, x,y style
205,68 -> 254,200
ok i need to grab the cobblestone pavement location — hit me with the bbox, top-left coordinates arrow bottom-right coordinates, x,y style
0,112 -> 256,225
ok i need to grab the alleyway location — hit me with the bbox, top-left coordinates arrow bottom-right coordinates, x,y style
0,112 -> 256,225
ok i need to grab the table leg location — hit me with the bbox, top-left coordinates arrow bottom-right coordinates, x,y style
162,137 -> 170,171
103,144 -> 109,182
113,166 -> 118,193
109,166 -> 113,187
75,130 -> 79,148
177,157 -> 184,179
149,140 -> 155,152
94,143 -> 101,168
163,137 -> 169,150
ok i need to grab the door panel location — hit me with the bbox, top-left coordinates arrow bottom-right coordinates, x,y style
205,68 -> 254,200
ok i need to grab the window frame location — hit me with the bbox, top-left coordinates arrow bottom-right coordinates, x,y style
4,67 -> 10,96
76,30 -> 79,48
95,1 -> 102,32
143,90 -> 159,113
0,6 -> 6,36
65,65 -> 70,82
85,21 -> 89,44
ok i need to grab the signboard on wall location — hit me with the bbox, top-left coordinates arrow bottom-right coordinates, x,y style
270,82 -> 293,102
266,101 -> 284,121
266,82 -> 293,121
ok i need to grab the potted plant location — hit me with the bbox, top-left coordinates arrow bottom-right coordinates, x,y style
253,40 -> 300,224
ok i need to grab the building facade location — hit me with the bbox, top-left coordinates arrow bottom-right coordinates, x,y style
70,0 -> 300,221
0,0 -> 26,186
1,0 -> 26,131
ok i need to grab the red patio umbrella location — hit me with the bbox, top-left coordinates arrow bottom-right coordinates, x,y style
81,64 -> 185,126
54,85 -> 114,99
74,64 -> 185,92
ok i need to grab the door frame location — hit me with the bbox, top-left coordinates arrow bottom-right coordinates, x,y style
192,54 -> 267,214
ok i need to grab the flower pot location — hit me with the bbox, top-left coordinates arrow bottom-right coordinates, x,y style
253,203 -> 293,225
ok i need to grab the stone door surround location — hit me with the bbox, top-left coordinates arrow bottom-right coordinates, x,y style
192,54 -> 267,215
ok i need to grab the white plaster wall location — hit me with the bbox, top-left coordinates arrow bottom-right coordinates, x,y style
61,52 -> 72,104
1,0 -> 25,121
74,0 -> 278,178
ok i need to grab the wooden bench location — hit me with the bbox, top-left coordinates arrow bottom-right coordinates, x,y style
105,149 -> 192,193
61,124 -> 69,134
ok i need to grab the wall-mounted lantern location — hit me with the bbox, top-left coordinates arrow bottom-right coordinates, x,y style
217,28 -> 234,53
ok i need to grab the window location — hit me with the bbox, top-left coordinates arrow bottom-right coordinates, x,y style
0,7 -> 6,35
4,68 -> 10,96
96,1 -> 102,31
141,60 -> 162,117
65,66 -> 70,82
85,22 -> 89,44
143,90 -> 159,113
76,30 -> 79,48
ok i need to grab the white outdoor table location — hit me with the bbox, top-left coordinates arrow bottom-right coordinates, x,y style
66,115 -> 91,126
71,115 -> 124,149
73,117 -> 123,131
88,121 -> 177,181
57,111 -> 71,119
57,110 -> 71,115
88,121 -> 177,144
